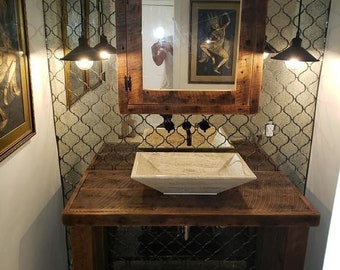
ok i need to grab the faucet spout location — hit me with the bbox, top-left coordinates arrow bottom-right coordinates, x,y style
181,120 -> 192,146
159,114 -> 175,133
186,129 -> 192,146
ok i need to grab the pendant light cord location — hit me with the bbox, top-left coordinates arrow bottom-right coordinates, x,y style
296,0 -> 303,38
98,0 -> 104,35
80,0 -> 86,37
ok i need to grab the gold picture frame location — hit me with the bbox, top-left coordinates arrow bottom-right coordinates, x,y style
0,0 -> 35,162
189,1 -> 240,84
61,0 -> 104,108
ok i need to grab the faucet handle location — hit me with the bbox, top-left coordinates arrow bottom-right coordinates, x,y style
182,120 -> 192,130
159,114 -> 175,133
197,119 -> 210,132
164,121 -> 175,133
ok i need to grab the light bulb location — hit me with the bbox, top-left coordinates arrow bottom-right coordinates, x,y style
99,50 -> 110,60
75,59 -> 94,70
263,52 -> 269,60
153,26 -> 165,40
284,58 -> 305,70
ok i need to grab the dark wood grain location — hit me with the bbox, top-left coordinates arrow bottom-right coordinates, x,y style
87,143 -> 137,170
70,226 -> 107,270
256,226 -> 310,270
63,170 -> 319,227
87,142 -> 277,171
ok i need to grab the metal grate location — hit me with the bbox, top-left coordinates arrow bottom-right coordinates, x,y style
108,226 -> 257,270
42,0 -> 330,269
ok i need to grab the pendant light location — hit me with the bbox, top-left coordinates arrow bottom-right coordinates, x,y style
263,36 -> 278,59
271,0 -> 319,69
61,0 -> 101,70
93,0 -> 117,59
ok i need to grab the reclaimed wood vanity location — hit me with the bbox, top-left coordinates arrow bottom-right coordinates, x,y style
62,143 -> 320,270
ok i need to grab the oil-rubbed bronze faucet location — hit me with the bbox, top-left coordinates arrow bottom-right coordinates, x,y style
181,120 -> 192,146
159,114 -> 175,133
197,118 -> 210,132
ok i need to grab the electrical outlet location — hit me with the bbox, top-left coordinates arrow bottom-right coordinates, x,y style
265,121 -> 275,137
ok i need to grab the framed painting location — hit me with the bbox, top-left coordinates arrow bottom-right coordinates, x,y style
189,1 -> 240,84
0,0 -> 35,162
62,0 -> 104,108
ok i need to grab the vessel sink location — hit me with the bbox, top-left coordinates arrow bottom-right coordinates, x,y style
138,128 -> 234,150
131,152 -> 257,195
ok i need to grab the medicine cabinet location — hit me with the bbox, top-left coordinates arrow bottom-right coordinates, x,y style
116,0 -> 267,114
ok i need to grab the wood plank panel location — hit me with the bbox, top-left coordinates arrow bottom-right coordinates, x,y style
256,226 -> 309,270
63,170 -> 320,227
70,226 -> 107,270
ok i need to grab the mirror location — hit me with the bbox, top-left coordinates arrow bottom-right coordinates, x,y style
62,0 -> 104,108
142,0 -> 239,91
116,0 -> 267,114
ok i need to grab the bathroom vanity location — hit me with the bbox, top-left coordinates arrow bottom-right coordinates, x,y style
62,143 -> 320,270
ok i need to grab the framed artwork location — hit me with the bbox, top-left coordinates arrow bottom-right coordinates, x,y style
62,0 -> 104,108
189,1 -> 240,84
0,0 -> 35,162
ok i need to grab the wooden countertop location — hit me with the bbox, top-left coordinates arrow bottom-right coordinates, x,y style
87,142 -> 278,171
63,170 -> 320,227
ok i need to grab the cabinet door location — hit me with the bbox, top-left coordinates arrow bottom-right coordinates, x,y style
116,0 -> 267,114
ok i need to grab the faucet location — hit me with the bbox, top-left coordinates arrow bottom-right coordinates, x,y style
181,120 -> 192,146
159,114 -> 175,133
197,118 -> 210,132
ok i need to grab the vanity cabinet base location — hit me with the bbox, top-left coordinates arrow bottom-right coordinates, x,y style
63,170 -> 319,270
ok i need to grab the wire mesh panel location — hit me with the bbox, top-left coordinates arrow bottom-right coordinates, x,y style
108,226 -> 257,270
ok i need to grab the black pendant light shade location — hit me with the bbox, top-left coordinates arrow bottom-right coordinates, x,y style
271,0 -> 319,63
271,36 -> 318,62
60,0 -> 116,65
60,0 -> 102,65
93,0 -> 117,59
93,34 -> 117,57
61,36 -> 102,61
264,41 -> 278,54
263,36 -> 278,59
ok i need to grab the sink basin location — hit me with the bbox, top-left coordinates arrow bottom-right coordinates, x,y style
131,152 -> 257,195
138,128 -> 234,150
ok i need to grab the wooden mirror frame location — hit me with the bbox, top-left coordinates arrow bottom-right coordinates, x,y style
116,0 -> 267,114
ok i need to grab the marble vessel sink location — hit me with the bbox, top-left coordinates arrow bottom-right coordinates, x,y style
138,128 -> 234,150
131,152 -> 257,195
